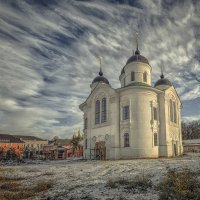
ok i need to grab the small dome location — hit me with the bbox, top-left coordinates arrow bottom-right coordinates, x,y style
92,76 -> 109,84
126,54 -> 149,66
154,74 -> 172,87
92,69 -> 109,85
121,49 -> 149,75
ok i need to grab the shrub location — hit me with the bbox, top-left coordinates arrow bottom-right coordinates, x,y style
107,178 -> 130,188
125,175 -> 152,192
34,180 -> 54,192
0,181 -> 20,191
106,175 -> 152,192
2,191 -> 35,200
0,175 -> 24,182
107,178 -> 118,188
0,193 -> 6,200
158,168 -> 200,200
43,171 -> 54,176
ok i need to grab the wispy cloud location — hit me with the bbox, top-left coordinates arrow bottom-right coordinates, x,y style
0,0 -> 199,139
182,115 -> 200,122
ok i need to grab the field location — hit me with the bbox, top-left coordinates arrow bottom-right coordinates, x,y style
0,154 -> 200,200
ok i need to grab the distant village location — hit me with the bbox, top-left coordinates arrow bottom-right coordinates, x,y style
0,131 -> 83,161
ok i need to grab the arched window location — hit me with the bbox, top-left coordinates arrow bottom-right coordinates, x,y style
123,106 -> 129,120
169,99 -> 177,123
153,107 -> 157,121
101,97 -> 107,123
131,72 -> 135,81
170,99 -> 173,122
143,71 -> 147,82
154,133 -> 158,146
95,100 -> 100,124
124,133 -> 130,147
173,102 -> 177,123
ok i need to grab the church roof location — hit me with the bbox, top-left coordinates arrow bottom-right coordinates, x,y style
92,68 -> 109,85
92,76 -> 109,85
154,74 -> 172,87
121,48 -> 149,75
126,54 -> 149,66
14,135 -> 46,141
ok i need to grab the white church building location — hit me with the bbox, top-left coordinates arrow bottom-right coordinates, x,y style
79,44 -> 183,160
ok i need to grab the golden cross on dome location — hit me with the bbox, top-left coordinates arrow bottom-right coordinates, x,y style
134,30 -> 140,55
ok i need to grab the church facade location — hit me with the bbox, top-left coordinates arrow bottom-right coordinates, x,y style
79,46 -> 183,160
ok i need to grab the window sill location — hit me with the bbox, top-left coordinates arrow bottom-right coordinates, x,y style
93,121 -> 110,129
121,120 -> 130,124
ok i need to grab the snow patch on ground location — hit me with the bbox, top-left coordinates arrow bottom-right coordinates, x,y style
1,154 -> 200,200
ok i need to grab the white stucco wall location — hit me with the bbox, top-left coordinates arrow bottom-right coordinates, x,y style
119,87 -> 159,158
81,83 -> 121,160
157,86 -> 183,157
119,62 -> 152,87
164,87 -> 183,157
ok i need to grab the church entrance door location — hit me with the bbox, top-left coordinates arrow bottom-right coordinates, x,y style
95,141 -> 106,160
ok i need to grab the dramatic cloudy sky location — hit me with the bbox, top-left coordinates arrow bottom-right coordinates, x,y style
0,0 -> 199,139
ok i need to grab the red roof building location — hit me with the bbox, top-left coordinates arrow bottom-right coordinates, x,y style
0,134 -> 24,160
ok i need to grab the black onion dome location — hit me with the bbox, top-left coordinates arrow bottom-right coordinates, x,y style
126,54 -> 149,65
127,48 -> 149,65
92,69 -> 109,85
154,74 -> 172,87
121,49 -> 149,75
92,76 -> 109,84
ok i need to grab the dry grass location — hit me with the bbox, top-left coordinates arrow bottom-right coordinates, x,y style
42,171 -> 55,176
107,178 -> 119,188
0,194 -> 6,200
0,175 -> 24,182
106,175 -> 152,192
33,180 -> 54,192
0,181 -> 20,191
0,172 -> 54,200
125,175 -> 152,192
23,168 -> 40,173
2,191 -> 35,200
0,168 -> 6,172
158,168 -> 200,200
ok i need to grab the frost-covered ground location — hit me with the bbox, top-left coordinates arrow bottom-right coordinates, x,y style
1,154 -> 200,200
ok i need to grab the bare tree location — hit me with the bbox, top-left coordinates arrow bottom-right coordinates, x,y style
182,120 -> 200,139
